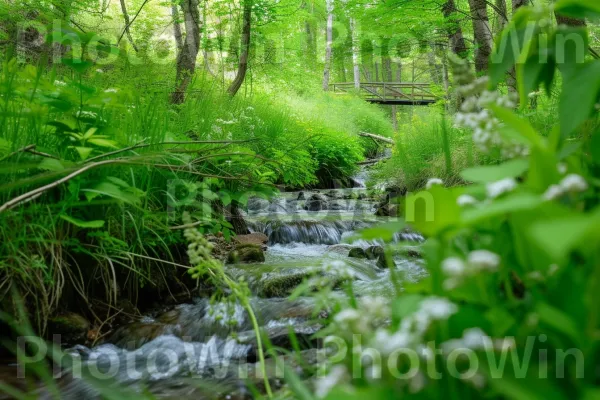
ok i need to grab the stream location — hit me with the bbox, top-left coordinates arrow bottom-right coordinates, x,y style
17,167 -> 427,399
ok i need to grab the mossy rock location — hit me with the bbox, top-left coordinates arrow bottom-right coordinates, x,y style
227,243 -> 266,264
259,273 -> 309,297
348,247 -> 367,259
48,312 -> 90,343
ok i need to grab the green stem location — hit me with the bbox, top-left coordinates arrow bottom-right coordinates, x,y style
243,299 -> 273,398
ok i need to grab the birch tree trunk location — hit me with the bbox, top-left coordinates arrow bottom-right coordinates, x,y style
171,0 -> 201,104
228,0 -> 253,97
350,18 -> 360,88
468,0 -> 493,73
323,0 -> 334,91
120,0 -> 139,52
442,0 -> 468,57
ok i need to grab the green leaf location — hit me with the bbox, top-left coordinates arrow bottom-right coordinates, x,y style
406,186 -> 460,236
461,159 -> 529,183
536,302 -> 582,346
462,193 -> 541,225
87,138 -> 118,149
555,0 -> 600,20
490,105 -> 544,148
71,146 -> 93,161
560,60 -> 600,138
60,214 -> 105,228
83,127 -> 98,140
529,209 -> 600,262
38,159 -> 65,172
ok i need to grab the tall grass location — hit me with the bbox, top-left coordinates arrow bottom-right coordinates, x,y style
372,106 -> 477,191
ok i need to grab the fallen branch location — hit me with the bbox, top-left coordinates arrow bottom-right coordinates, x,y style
359,132 -> 395,145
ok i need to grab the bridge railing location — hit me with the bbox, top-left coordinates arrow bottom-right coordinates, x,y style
331,82 -> 438,103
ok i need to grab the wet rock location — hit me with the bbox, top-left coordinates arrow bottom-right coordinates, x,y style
239,326 -> 321,361
375,204 -> 399,217
304,193 -> 329,211
268,201 -> 287,213
327,244 -> 354,255
348,247 -> 367,259
297,192 -> 306,200
325,190 -> 344,199
109,322 -> 170,349
328,201 -> 346,211
48,312 -> 90,343
227,244 -> 266,264
247,197 -> 270,213
357,192 -> 367,200
235,233 -> 269,251
400,246 -> 423,258
365,246 -> 384,260
259,273 -> 309,297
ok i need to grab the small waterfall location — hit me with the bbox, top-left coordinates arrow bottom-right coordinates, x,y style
248,219 -> 372,245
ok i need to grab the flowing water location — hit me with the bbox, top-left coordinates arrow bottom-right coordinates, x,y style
27,167 -> 426,399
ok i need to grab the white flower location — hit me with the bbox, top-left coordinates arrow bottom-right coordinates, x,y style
457,194 -> 477,207
372,329 -> 411,355
419,298 -> 458,320
468,250 -> 500,271
315,365 -> 348,398
104,88 -> 118,93
560,174 -> 587,192
334,309 -> 360,324
96,69 -> 104,74
543,184 -> 563,201
557,163 -> 567,174
54,80 -> 67,87
426,178 -> 444,189
486,178 -> 517,199
442,257 -> 466,276
359,296 -> 390,320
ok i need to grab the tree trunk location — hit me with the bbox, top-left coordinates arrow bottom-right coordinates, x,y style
171,2 -> 184,57
495,0 -> 508,33
383,57 -> 398,131
304,2 -> 317,64
120,0 -> 139,52
468,0 -> 493,73
227,200 -> 249,235
442,0 -> 468,57
350,18 -> 360,88
323,0 -> 334,91
171,0 -> 201,104
228,0 -> 253,97
508,0 -> 529,94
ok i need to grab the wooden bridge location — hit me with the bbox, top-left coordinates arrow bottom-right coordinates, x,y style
331,82 -> 438,105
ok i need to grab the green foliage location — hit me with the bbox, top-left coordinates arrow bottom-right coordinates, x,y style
304,3 -> 600,400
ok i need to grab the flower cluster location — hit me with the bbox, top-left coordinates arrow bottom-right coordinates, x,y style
426,178 -> 444,190
318,297 -> 459,397
450,55 -> 526,158
183,212 -> 222,279
442,250 -> 501,290
543,174 -> 588,201
486,178 -> 517,199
